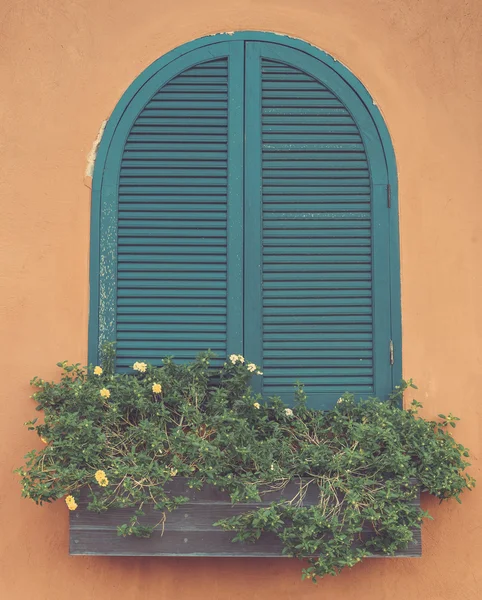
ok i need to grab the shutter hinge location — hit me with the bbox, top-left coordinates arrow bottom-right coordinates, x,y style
387,184 -> 391,208
389,340 -> 394,365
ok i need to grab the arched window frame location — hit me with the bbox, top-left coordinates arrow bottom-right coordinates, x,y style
89,32 -> 401,402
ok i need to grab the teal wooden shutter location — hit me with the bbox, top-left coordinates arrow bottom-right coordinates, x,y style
91,35 -> 399,408
95,42 -> 244,370
244,42 -> 392,408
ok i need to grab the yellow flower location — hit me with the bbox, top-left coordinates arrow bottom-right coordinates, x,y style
65,495 -> 78,511
133,362 -> 147,373
40,436 -> 48,444
95,470 -> 109,486
152,383 -> 162,394
170,468 -> 178,477
94,366 -> 103,376
100,388 -> 110,399
253,402 -> 260,409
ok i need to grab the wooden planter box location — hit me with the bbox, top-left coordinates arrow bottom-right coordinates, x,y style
70,478 -> 421,557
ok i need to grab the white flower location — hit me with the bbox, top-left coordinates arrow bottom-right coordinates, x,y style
237,355 -> 245,363
229,354 -> 238,364
253,402 -> 260,409
247,363 -> 257,372
284,408 -> 294,417
270,464 -> 275,471
256,371 -> 263,375
337,397 -> 344,404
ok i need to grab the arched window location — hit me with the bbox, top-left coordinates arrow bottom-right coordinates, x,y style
89,33 -> 401,408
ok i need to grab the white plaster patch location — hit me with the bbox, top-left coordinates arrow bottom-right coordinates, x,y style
85,120 -> 107,177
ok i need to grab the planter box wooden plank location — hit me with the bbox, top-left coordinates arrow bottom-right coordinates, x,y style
70,478 -> 421,557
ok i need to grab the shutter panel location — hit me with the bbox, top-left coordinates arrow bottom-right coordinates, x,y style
245,42 -> 391,408
112,45 -> 244,370
93,37 -> 396,404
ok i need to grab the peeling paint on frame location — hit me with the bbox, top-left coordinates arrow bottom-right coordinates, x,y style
98,183 -> 117,356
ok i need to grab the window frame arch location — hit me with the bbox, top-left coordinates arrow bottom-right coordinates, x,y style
89,31 -> 401,394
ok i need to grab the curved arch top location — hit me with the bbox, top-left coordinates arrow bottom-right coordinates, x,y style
89,32 -> 402,403
94,32 -> 398,190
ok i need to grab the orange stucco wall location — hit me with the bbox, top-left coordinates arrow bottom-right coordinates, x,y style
1,1 -> 481,598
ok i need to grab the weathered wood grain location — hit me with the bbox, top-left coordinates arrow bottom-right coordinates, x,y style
70,478 -> 422,557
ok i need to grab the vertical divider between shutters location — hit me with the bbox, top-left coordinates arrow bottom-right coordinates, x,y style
244,43 -> 263,393
372,184 -> 392,398
226,42 -> 246,357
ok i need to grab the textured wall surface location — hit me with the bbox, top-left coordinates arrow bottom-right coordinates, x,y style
1,1 -> 481,598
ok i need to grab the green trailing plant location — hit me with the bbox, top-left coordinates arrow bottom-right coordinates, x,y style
16,348 -> 474,580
